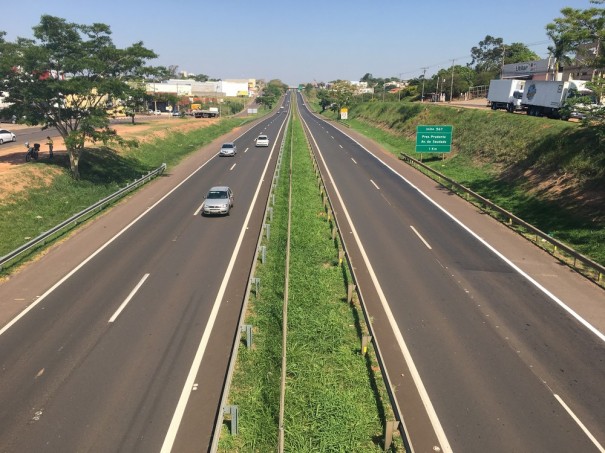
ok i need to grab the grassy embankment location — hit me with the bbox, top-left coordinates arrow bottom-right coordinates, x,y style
0,115 -> 257,267
219,107 -> 401,451
308,96 -> 605,267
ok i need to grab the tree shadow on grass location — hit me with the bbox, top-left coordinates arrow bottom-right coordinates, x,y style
78,147 -> 154,185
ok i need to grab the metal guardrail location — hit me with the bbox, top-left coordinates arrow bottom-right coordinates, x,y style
400,153 -> 605,285
0,163 -> 167,270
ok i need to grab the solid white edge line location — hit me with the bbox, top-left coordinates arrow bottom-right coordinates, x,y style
370,179 -> 380,190
299,109 -> 453,453
160,112 -> 289,452
324,113 -> 605,344
410,225 -> 432,250
109,273 -> 150,323
554,394 -> 605,452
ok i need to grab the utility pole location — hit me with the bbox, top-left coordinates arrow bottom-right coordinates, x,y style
421,67 -> 427,102
449,59 -> 455,102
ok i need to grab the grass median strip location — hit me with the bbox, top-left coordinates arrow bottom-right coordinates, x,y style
220,109 -> 401,451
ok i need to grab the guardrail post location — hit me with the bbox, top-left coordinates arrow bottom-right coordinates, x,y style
251,277 -> 260,298
347,284 -> 356,303
384,420 -> 399,451
338,250 -> 345,265
267,207 -> 273,222
264,223 -> 271,239
223,405 -> 239,435
332,226 -> 337,240
361,335 -> 372,355
259,245 -> 266,264
241,324 -> 253,349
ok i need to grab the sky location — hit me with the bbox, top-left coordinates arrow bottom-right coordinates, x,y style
0,0 -> 595,87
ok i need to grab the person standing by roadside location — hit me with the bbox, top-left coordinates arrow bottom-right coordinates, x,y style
46,136 -> 54,158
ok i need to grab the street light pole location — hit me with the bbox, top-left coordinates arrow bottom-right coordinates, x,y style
449,59 -> 455,103
421,67 -> 427,102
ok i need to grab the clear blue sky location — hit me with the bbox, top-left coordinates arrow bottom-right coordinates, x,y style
1,0 -> 594,86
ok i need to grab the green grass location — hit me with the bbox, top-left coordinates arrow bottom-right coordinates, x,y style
306,95 -> 605,267
0,116 -> 255,266
220,108 -> 400,452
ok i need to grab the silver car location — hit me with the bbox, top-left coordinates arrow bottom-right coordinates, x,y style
219,142 -> 237,157
202,186 -> 234,216
0,129 -> 17,145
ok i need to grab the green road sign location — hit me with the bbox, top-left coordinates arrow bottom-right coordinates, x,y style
416,125 -> 453,153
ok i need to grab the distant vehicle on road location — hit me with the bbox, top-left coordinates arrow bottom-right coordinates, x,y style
0,129 -> 17,144
255,135 -> 269,147
202,186 -> 234,216
193,107 -> 219,118
219,142 -> 237,157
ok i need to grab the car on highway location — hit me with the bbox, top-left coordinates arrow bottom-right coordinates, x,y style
219,142 -> 237,157
255,135 -> 269,147
0,129 -> 17,145
202,186 -> 234,216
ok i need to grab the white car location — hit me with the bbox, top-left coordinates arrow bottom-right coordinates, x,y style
0,129 -> 16,145
255,135 -> 269,147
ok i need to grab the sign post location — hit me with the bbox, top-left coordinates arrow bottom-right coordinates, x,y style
415,125 -> 453,156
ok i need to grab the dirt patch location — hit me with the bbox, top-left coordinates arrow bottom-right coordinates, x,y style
0,117 -> 217,203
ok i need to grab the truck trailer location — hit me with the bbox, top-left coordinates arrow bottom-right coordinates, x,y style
521,79 -> 593,119
487,79 -> 526,112
193,107 -> 219,118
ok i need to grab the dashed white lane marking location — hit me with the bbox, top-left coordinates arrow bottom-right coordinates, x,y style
410,225 -> 433,250
109,273 -> 150,323
554,394 -> 605,452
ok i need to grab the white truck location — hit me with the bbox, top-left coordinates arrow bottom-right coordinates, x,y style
193,106 -> 219,118
487,79 -> 526,112
521,79 -> 593,119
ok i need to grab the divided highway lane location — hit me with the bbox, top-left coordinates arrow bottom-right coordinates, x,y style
0,106 -> 289,452
297,94 -> 605,452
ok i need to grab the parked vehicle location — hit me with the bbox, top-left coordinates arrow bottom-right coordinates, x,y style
255,135 -> 269,147
193,107 -> 219,118
0,128 -> 17,145
25,142 -> 40,162
521,79 -> 595,119
202,186 -> 234,216
219,142 -> 237,157
487,79 -> 526,112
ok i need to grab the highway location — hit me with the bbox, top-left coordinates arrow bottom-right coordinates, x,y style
0,102 -> 289,452
297,92 -> 605,452
0,91 -> 603,452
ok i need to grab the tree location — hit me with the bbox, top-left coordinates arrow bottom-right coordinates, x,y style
0,15 -> 159,179
504,43 -> 540,65
469,35 -> 504,73
546,3 -> 605,73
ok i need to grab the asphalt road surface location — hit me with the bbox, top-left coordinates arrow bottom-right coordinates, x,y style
297,92 -> 605,453
0,102 -> 289,452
